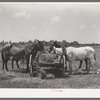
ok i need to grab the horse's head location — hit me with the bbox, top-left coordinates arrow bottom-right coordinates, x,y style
53,41 -> 61,48
31,39 -> 44,53
49,41 -> 61,53
49,46 -> 56,53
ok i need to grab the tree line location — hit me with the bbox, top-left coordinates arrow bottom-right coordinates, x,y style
0,40 -> 100,47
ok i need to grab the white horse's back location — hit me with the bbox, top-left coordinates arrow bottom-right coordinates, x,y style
66,46 -> 94,53
66,46 -> 95,62
64,46 -> 97,74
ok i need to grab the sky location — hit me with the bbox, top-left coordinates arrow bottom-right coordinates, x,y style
0,2 -> 100,43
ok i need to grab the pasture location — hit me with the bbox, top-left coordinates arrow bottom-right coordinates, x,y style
0,46 -> 100,88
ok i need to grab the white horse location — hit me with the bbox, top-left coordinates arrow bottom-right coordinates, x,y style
63,46 -> 97,74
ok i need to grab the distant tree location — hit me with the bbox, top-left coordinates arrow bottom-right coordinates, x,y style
57,41 -> 62,46
48,40 -> 55,46
5,41 -> 8,44
0,40 -> 5,46
70,41 -> 79,47
62,40 -> 69,47
28,40 -> 33,44
2,40 -> 4,44
9,41 -> 12,44
44,41 -> 48,46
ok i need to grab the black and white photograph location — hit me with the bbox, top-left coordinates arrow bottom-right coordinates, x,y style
0,2 -> 100,94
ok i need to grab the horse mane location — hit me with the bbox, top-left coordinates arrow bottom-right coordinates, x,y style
53,42 -> 61,48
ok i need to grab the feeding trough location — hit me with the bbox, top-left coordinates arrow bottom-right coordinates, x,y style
37,52 -> 66,74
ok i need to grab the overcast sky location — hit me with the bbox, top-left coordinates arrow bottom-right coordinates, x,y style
0,3 -> 100,43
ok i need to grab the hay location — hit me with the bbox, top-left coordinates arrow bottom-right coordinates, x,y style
30,71 -> 40,77
40,69 -> 47,79
46,73 -> 55,79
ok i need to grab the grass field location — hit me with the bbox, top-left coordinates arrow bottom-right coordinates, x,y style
0,46 -> 100,88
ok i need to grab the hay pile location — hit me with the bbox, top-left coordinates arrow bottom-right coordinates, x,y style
30,67 -> 55,79
30,65 -> 69,79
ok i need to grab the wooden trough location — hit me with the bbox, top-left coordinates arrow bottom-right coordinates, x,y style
37,52 -> 66,74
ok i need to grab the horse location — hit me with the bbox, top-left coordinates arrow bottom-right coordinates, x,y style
1,39 -> 44,72
62,46 -> 97,74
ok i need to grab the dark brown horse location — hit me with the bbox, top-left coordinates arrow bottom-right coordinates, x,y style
1,40 -> 44,72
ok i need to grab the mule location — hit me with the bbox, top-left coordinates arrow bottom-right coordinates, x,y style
1,39 -> 44,72
62,46 -> 97,74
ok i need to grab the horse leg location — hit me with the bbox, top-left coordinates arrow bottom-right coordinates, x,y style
26,60 -> 29,73
12,60 -> 14,69
26,55 -> 30,73
65,61 -> 68,72
5,60 -> 9,71
16,60 -> 20,69
84,59 -> 88,71
87,59 -> 91,74
2,61 -> 5,70
78,60 -> 83,69
68,61 -> 72,75
85,59 -> 90,74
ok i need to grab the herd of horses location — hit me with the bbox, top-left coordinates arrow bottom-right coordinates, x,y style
1,40 -> 99,75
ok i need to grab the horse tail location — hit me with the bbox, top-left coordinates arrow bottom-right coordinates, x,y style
94,52 -> 100,74
1,50 -> 4,61
94,52 -> 96,61
93,51 -> 99,74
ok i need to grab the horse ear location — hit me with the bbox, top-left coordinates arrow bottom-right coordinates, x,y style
35,39 -> 41,44
54,41 -> 57,44
41,41 -> 45,44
